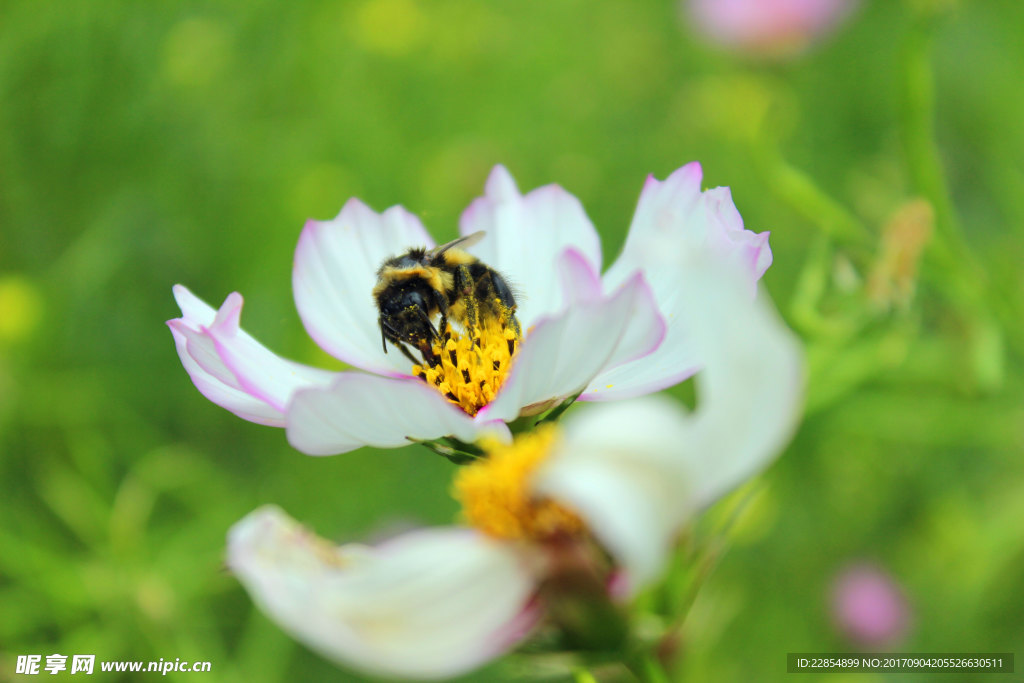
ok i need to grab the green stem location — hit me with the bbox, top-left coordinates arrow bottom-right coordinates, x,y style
535,391 -> 583,426
750,141 -> 874,251
441,435 -> 485,456
626,653 -> 672,683
406,437 -> 481,464
899,10 -> 1022,365
900,15 -> 983,292
900,14 -> 964,257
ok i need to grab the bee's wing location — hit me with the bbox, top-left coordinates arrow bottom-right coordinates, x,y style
429,230 -> 485,257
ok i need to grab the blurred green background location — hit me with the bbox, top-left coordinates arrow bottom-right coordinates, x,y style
1,0 -> 1022,680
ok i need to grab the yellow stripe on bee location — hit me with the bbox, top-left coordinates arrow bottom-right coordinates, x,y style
374,266 -> 447,296
439,248 -> 477,266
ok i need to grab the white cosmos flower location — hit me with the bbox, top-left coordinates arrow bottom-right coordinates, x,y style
169,163 -> 772,454
227,256 -> 804,680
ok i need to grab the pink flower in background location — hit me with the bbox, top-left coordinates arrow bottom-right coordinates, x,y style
687,0 -> 858,56
831,563 -> 911,648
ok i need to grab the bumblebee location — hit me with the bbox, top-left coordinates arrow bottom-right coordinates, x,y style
373,231 -> 520,365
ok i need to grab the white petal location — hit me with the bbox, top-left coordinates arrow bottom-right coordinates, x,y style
671,258 -> 804,507
589,163 -> 773,401
170,324 -> 284,426
287,373 -> 507,455
536,258 -> 803,589
605,163 -> 705,286
603,162 -> 773,288
293,199 -> 436,376
459,165 -> 602,329
533,398 -> 695,591
479,272 -> 662,423
701,187 -> 773,281
554,250 -> 669,399
168,285 -> 335,427
228,506 -> 541,680
558,248 -> 604,307
581,265 -> 698,402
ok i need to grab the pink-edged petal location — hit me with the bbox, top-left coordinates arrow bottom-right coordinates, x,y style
459,165 -> 602,329
534,398 -> 695,591
580,270 -> 697,402
480,272 -> 662,423
293,199 -> 436,376
606,163 -> 771,287
700,187 -> 773,281
286,373 -> 508,455
206,292 -> 336,411
558,248 -> 604,307
554,248 -> 674,403
168,285 -> 335,427
170,324 -> 285,426
587,164 -> 773,401
556,249 -> 667,388
671,258 -> 804,507
611,162 -> 705,277
228,506 -> 542,680
537,260 -> 803,586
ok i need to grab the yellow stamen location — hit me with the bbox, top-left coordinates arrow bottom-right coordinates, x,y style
452,425 -> 585,541
411,307 -> 519,416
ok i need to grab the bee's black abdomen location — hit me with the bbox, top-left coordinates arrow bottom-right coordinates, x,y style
463,262 -> 520,336
485,266 -> 518,311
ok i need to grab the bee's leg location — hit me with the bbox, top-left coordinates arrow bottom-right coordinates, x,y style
455,264 -> 479,341
379,319 -> 389,353
436,296 -> 451,340
487,271 -> 521,338
395,341 -> 425,366
506,310 -> 521,338
416,307 -> 439,342
466,297 -> 480,345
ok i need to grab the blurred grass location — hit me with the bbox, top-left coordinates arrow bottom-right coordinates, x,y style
1,0 -> 1022,681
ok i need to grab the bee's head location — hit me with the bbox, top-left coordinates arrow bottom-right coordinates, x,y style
377,279 -> 441,361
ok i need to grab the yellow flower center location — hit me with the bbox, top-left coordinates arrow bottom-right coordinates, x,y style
411,309 -> 519,416
452,425 -> 585,541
